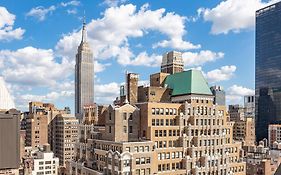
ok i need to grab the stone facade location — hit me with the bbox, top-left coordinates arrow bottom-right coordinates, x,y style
68,51 -> 246,175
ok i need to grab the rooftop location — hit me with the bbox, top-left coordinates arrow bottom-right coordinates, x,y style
164,69 -> 213,96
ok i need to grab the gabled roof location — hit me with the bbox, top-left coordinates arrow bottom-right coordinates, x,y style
164,70 -> 212,96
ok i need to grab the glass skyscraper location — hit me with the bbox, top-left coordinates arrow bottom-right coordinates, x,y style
256,2 -> 281,142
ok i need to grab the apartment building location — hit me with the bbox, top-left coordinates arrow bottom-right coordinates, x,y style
233,118 -> 255,147
25,102 -> 70,148
22,144 -> 59,175
269,124 -> 281,148
51,114 -> 79,168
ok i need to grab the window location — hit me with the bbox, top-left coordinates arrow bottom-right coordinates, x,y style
123,126 -> 127,133
136,158 -> 140,164
141,157 -> 145,164
146,158 -> 150,163
165,108 -> 169,115
152,108 -> 155,115
156,119 -> 159,126
123,160 -> 130,167
156,108 -> 160,115
166,119 -> 169,126
152,119 -> 155,126
123,113 -> 127,120
135,146 -> 139,152
173,108 -> 177,115
109,113 -> 112,120
129,126 -> 133,133
129,113 -> 133,120
160,108 -> 164,115
155,130 -> 158,137
145,146 -> 149,152
125,147 -> 130,152
109,126 -> 112,133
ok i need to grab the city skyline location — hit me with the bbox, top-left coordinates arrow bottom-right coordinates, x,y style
0,0 -> 277,112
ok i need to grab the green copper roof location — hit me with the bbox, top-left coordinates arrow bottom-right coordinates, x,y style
164,70 -> 212,96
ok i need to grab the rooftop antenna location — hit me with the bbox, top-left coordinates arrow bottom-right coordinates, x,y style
81,10 -> 87,43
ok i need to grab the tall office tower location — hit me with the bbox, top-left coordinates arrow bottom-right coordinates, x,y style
0,77 -> 15,110
161,51 -> 184,74
256,2 -> 281,141
229,104 -> 245,121
75,19 -> 94,120
51,114 -> 78,169
25,102 -> 69,148
244,95 -> 255,118
210,85 -> 226,106
0,109 -> 20,175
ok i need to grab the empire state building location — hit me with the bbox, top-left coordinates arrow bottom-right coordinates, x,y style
75,19 -> 94,119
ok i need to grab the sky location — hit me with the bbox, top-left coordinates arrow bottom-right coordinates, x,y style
0,0 -> 278,112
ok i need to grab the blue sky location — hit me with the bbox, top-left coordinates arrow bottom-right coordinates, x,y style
0,0 -> 277,112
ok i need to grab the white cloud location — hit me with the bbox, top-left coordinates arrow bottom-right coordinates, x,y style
228,85 -> 255,96
67,9 -> 77,15
95,82 -> 120,103
182,50 -> 224,67
199,0 -> 279,34
226,85 -> 255,104
95,61 -> 110,73
0,46 -> 73,87
205,65 -> 236,83
128,52 -> 162,67
17,90 -> 74,110
26,5 -> 56,21
56,3 -> 199,67
61,0 -> 80,7
0,6 -> 25,41
102,0 -> 128,7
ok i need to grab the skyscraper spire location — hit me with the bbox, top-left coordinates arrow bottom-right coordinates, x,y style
75,12 -> 94,122
81,15 -> 87,43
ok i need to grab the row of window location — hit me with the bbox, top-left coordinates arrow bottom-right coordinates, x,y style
152,119 -> 177,126
136,157 -> 150,165
186,128 -> 230,137
186,108 -> 224,117
158,162 -> 183,172
38,161 -> 56,165
125,146 -> 150,152
195,118 -> 224,126
135,168 -> 150,175
36,171 -> 55,175
155,140 -> 179,148
157,151 -> 183,160
155,129 -> 180,137
152,108 -> 178,115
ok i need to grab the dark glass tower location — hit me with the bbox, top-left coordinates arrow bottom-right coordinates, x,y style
256,2 -> 281,141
